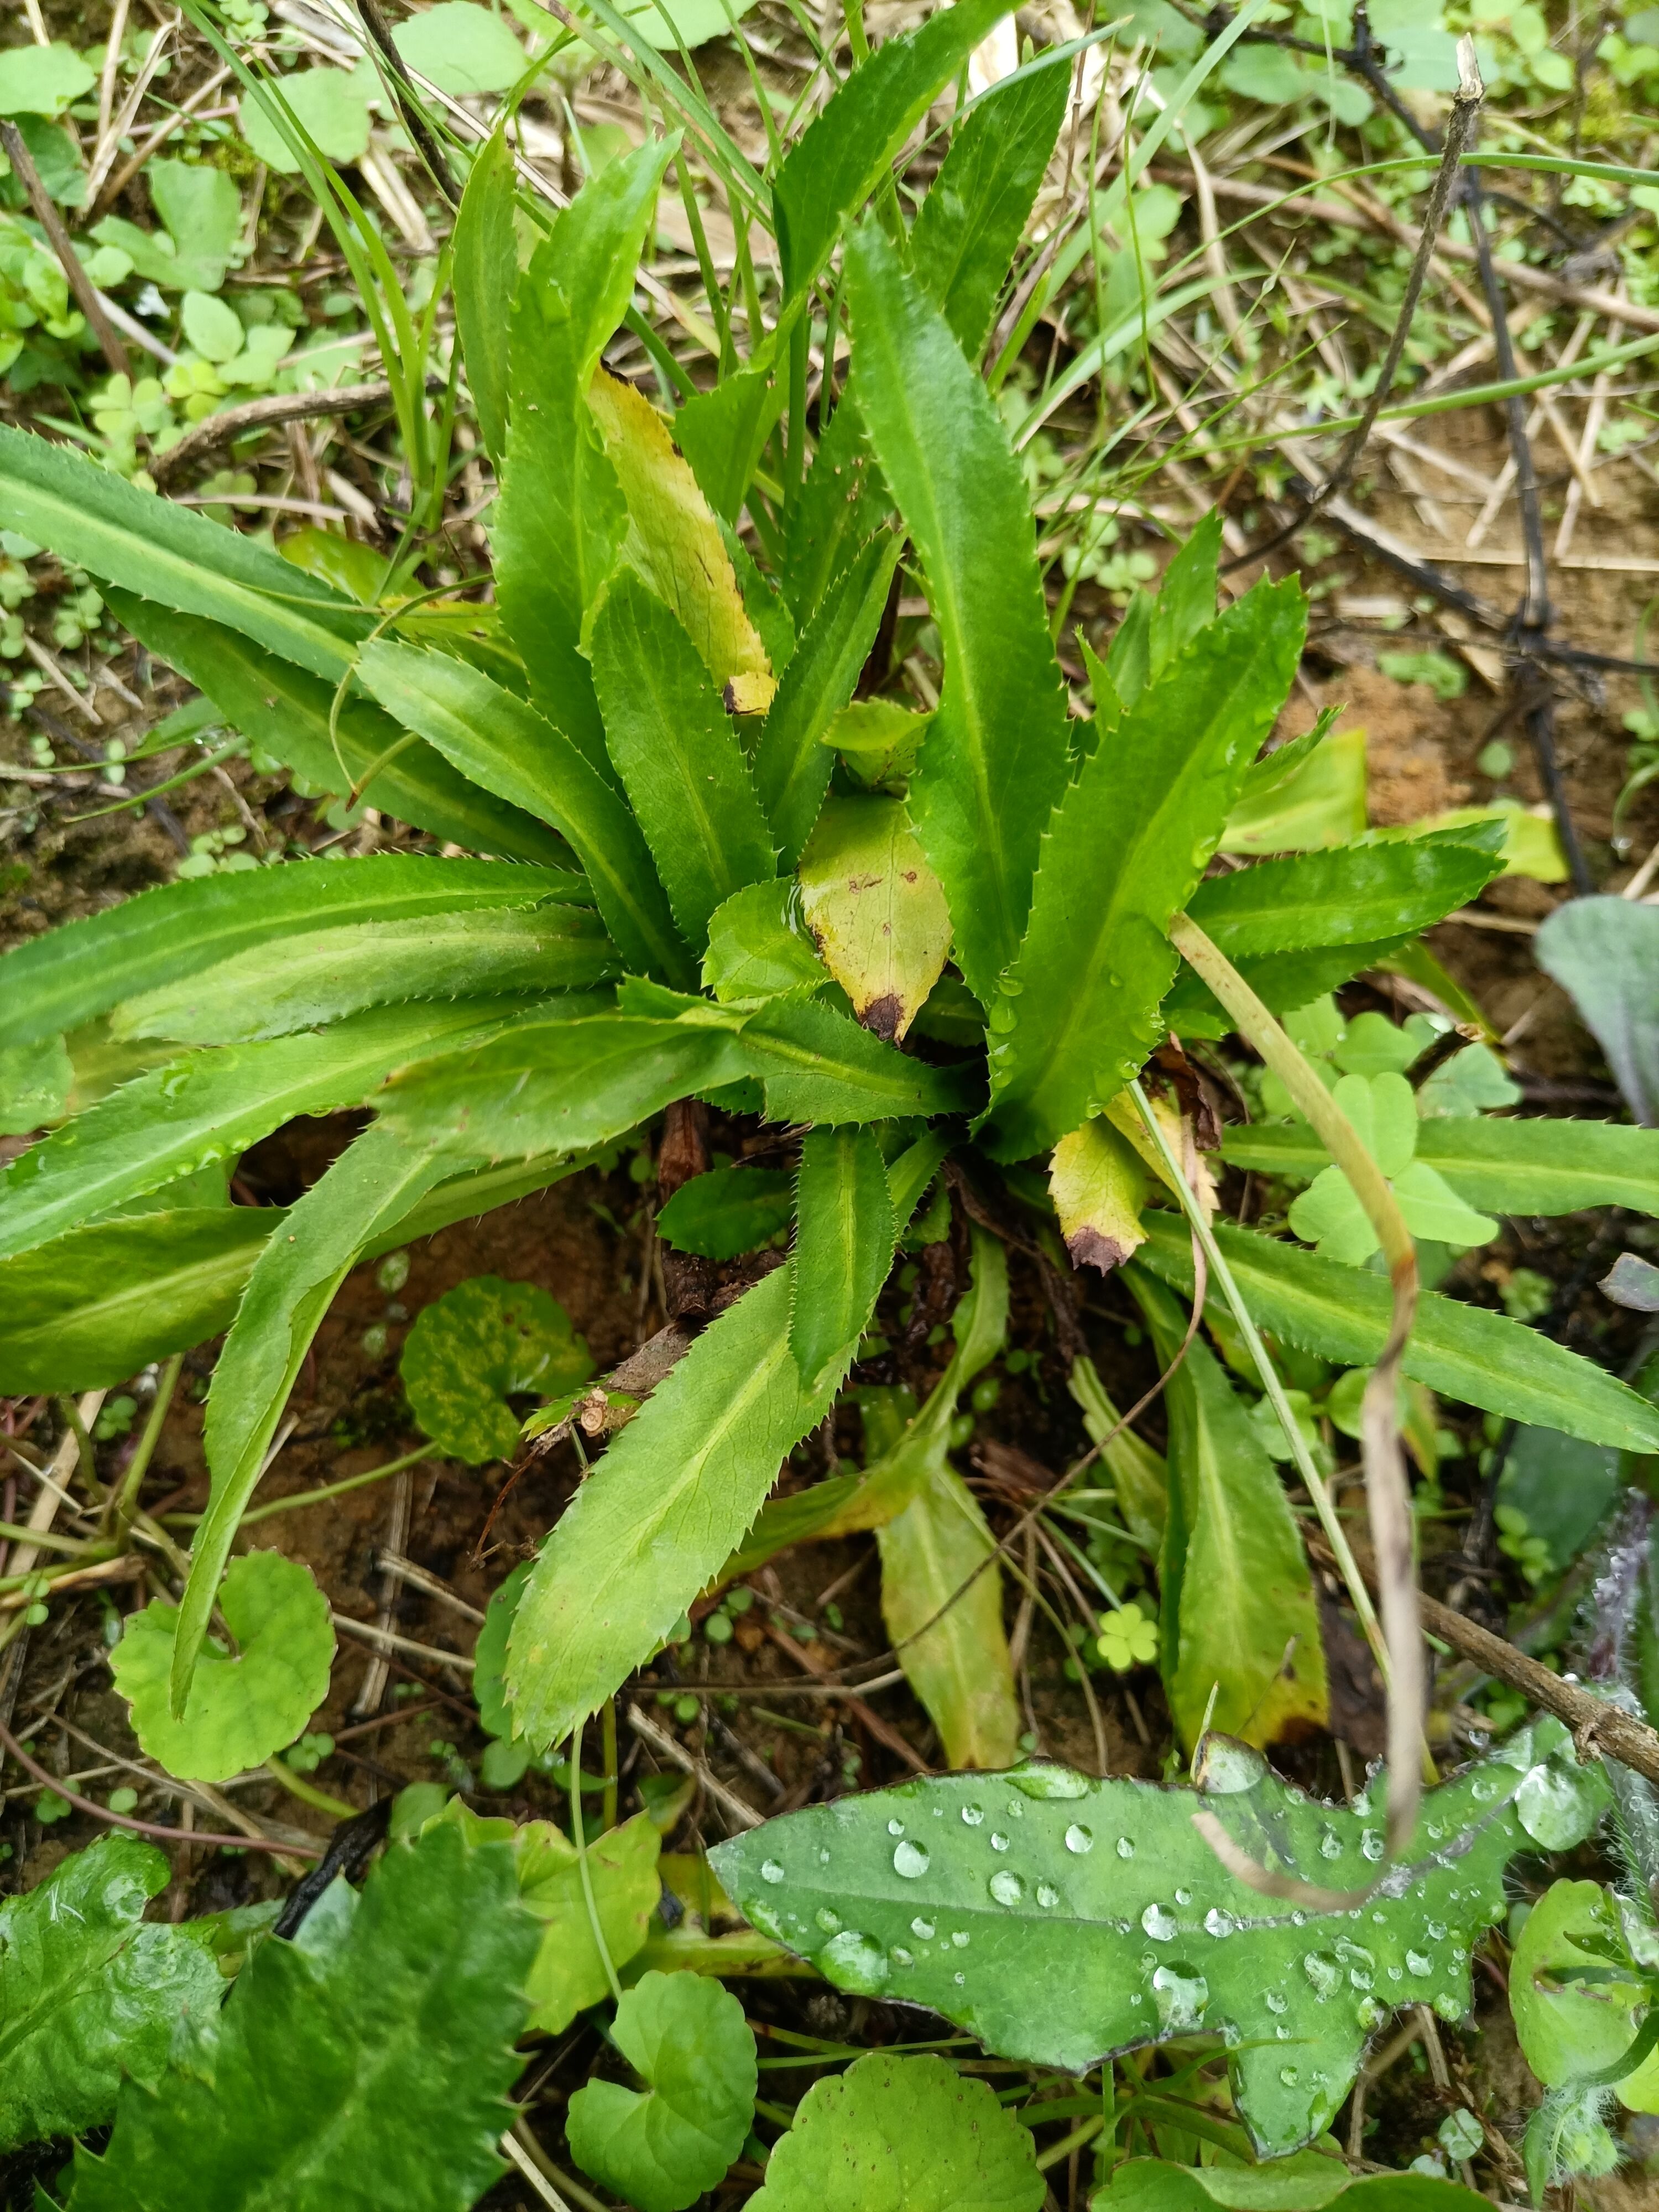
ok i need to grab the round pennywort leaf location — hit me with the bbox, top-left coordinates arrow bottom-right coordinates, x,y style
400,1275 -> 592,1463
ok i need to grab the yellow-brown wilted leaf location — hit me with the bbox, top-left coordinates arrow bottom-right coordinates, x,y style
878,1463 -> 1020,1770
1104,1089 -> 1218,1220
797,795 -> 951,1043
1050,1119 -> 1147,1275
587,371 -> 775,710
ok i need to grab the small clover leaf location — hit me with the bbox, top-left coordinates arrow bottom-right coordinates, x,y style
566,1971 -> 756,2212
750,2050 -> 1043,2212
111,1551 -> 333,1782
400,1275 -> 593,1463
1288,1073 -> 1497,1264
1097,1603 -> 1159,1672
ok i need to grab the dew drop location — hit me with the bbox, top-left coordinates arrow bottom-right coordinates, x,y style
893,1840 -> 930,1880
1265,1991 -> 1288,2015
911,1917 -> 936,1940
1387,1965 -> 1402,1982
954,1970 -> 967,1986
819,1849 -> 831,1865
1357,1996 -> 1386,2030
1319,1828 -> 1343,1860
888,1818 -> 905,1837
962,1804 -> 985,1827
990,1870 -> 1024,1906
1434,1992 -> 1462,2022
1204,1908 -> 1237,1939
1361,1830 -> 1385,1862
1426,1921 -> 1448,1942
891,1945 -> 914,1968
1010,1763 -> 1088,1799
952,1929 -> 971,1948
1174,1888 -> 1193,1907
1037,1883 -> 1060,1909
990,1832 -> 1010,1853
1303,1951 -> 1340,1999
1280,2067 -> 1300,2088
1117,1836 -> 1136,1860
1290,1910 -> 1307,1928
760,1859 -> 785,1885
1142,1903 -> 1177,1942
1152,1964 -> 1209,2032
1406,1949 -> 1432,1978
1275,2025 -> 1291,2041
815,1907 -> 842,1934
818,1930 -> 888,1995
1066,1824 -> 1094,1855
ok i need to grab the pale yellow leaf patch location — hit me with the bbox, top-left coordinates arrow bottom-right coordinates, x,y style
797,794 -> 952,1043
1049,1118 -> 1148,1275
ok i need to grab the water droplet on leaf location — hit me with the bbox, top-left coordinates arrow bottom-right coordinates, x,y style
1066,1824 -> 1094,1855
760,1859 -> 785,1885
1142,1903 -> 1177,1942
989,1870 -> 1024,1906
893,1840 -> 930,1879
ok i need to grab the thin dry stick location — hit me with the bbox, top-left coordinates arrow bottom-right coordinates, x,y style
1234,37 -> 1484,568
149,382 -> 398,486
625,1702 -> 762,1831
0,122 -> 131,382
92,62 -> 235,216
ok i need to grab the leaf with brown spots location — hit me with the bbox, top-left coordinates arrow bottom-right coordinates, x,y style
797,795 -> 951,1043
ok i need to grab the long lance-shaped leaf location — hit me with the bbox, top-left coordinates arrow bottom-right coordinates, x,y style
0,1210 -> 279,1393
494,138 -> 675,773
1222,1115 -> 1659,1218
380,1011 -> 752,1160
737,994 -> 976,1124
0,425 -> 367,681
356,640 -> 691,987
1137,1211 -> 1659,1452
117,906 -> 617,1045
1186,831 -> 1506,956
176,1120 -> 447,1714
846,223 -> 1070,1008
506,1264 -> 841,1749
114,595 -> 571,867
752,533 -> 901,867
982,580 -> 1305,1162
789,1126 -> 896,1392
451,124 -> 518,467
587,571 -> 776,951
0,1001 -> 511,1262
879,1463 -> 1020,1770
0,853 -> 571,1052
771,0 -> 1013,301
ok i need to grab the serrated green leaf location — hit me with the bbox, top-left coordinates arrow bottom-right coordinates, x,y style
847,222 -> 1070,1008
518,1812 -> 664,2034
588,570 -> 776,950
67,1819 -> 538,2212
753,534 -> 902,868
451,125 -> 519,467
0,1836 -> 226,2157
713,1734 -> 1575,2154
109,596 -> 572,867
0,855 -> 572,1055
1136,1213 -> 1659,1451
1187,835 -> 1504,959
495,138 -> 675,773
507,1263 -> 841,1749
983,579 -> 1306,1161
116,906 -> 615,1044
0,425 -> 367,683
1150,514 -> 1225,681
1133,1271 -> 1327,1751
1220,725 -> 1369,857
791,1126 -> 896,1391
567,1971 -> 756,2212
880,1459 -> 1020,1770
676,367 -> 786,524
382,1008 -> 750,1160
355,640 -> 689,987
658,1164 -> 795,1259
400,1274 -> 593,1463
1162,940 -> 1411,1041
798,796 -> 952,1044
771,0 -> 1013,300
1050,1118 -> 1149,1273
0,1209 -> 278,1392
0,1001 -> 503,1262
112,1551 -> 333,1782
738,993 -> 974,1124
702,880 -> 831,1003
752,2049 -> 1044,2212
0,1034 -> 71,1133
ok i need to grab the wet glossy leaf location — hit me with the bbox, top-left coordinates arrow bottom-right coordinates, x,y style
0,1035 -> 71,1134
1186,833 -> 1504,959
566,1971 -> 757,2212
797,797 -> 952,1044
738,994 -> 974,1125
751,2050 -> 1044,2212
0,1836 -> 225,2156
659,1164 -> 795,1259
112,1551 -> 333,1783
401,1275 -> 594,1463
714,1729 -> 1584,2155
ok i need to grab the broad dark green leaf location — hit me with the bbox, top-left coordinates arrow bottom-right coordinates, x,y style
0,425 -> 367,682
1536,894 -> 1659,1125
112,595 -> 571,867
675,368 -> 785,524
983,579 -> 1305,1161
181,1120 -> 446,1712
507,1263 -> 842,1747
1187,833 -> 1505,959
1222,1114 -> 1659,1218
0,1208 -> 277,1391
702,881 -> 832,1003
452,124 -> 519,467
69,1822 -> 538,2212
738,993 -> 975,1124
713,1730 -> 1579,2155
847,222 -> 1070,1008
400,1274 -> 592,1463
1098,2161 -> 1490,2210
780,390 -> 883,630
752,534 -> 901,868
587,570 -> 776,948
790,1126 -> 896,1391
1133,1271 -> 1327,1751
0,1001 -> 507,1262
494,138 -> 674,773
1137,1213 -> 1659,1451
658,1164 -> 795,1259
382,1009 -> 750,1161
750,2051 -> 1044,2212
771,0 -> 1013,299
0,1836 -> 225,2156
117,905 -> 616,1044
356,640 -> 690,986
0,852 -> 571,1053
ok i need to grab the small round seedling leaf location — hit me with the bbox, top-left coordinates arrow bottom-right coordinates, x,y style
112,1551 -> 333,1782
238,66 -> 372,174
401,1275 -> 593,1463
392,1 -> 528,92
751,2050 -> 1044,2212
566,1971 -> 755,2212
1515,1755 -> 1605,1852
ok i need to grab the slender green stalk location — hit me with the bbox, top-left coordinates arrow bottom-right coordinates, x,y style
265,1756 -> 356,1822
112,1353 -> 182,1545
56,1395 -> 101,1501
164,1444 -> 431,1530
569,1718 -> 624,2005
602,1699 -> 618,1836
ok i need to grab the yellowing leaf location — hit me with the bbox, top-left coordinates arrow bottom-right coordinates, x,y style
879,1462 -> 1020,1770
797,796 -> 952,1042
1050,1118 -> 1147,1273
518,1812 -> 662,2033
1103,1089 -> 1217,1220
1220,723 -> 1367,854
587,371 -> 774,709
